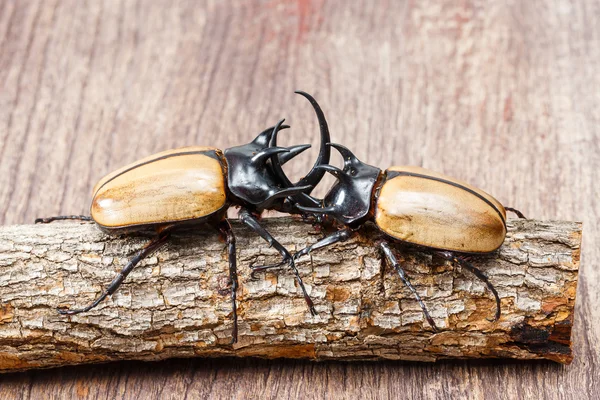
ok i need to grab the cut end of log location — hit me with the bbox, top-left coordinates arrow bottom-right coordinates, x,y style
0,218 -> 582,372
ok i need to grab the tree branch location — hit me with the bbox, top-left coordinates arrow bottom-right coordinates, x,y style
0,218 -> 581,372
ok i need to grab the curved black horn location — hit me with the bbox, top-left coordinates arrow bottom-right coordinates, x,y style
268,92 -> 332,208
292,91 -> 331,189
252,124 -> 290,147
251,147 -> 289,164
328,143 -> 359,170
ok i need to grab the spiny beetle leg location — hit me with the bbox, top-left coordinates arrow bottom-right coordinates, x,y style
250,227 -> 354,297
216,219 -> 239,344
293,227 -> 354,262
251,227 -> 354,276
239,208 -> 317,316
379,241 -> 439,332
249,260 -> 286,278
57,231 -> 170,315
35,215 -> 92,224
435,250 -> 501,322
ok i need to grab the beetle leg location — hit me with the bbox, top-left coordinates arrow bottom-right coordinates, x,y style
379,242 -> 438,332
239,208 -> 317,316
250,226 -> 351,273
57,232 -> 170,315
35,215 -> 92,223
505,207 -> 526,219
436,250 -> 501,322
216,219 -> 239,344
251,227 -> 354,277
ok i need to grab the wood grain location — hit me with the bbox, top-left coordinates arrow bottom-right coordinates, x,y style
0,0 -> 598,399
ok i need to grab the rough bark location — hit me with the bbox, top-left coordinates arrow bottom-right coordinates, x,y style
0,218 -> 581,372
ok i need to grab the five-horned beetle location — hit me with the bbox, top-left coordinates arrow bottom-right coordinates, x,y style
37,91 -> 331,343
256,97 -> 525,331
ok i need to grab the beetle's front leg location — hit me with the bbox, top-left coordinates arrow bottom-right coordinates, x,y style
238,208 -> 317,316
251,227 -> 355,277
215,219 -> 239,344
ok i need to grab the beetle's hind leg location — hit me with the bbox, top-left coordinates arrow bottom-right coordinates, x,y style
216,219 -> 239,344
379,242 -> 438,332
505,207 -> 526,219
436,251 -> 501,322
57,232 -> 170,315
239,208 -> 317,316
35,215 -> 92,223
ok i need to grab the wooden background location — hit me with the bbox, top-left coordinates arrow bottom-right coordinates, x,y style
0,0 -> 597,399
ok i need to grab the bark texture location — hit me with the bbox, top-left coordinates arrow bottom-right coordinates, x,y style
0,218 -> 581,372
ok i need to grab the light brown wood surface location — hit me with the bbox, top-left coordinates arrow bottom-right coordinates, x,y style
0,0 -> 597,399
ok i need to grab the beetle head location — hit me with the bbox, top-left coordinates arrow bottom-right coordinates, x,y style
224,120 -> 315,211
296,143 -> 382,226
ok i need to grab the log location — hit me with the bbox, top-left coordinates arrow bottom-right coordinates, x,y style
0,218 -> 581,372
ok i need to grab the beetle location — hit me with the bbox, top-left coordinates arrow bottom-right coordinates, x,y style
36,91 -> 331,343
254,98 -> 525,331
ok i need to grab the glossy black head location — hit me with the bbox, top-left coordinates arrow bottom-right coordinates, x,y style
224,121 -> 313,211
297,143 -> 382,226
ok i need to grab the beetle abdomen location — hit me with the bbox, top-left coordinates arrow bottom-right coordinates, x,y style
374,166 -> 506,253
91,146 -> 227,229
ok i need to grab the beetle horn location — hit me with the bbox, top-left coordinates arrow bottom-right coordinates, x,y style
251,147 -> 290,164
257,185 -> 314,209
328,143 -> 360,170
312,164 -> 349,181
266,92 -> 332,208
267,120 -> 320,208
279,144 -> 311,165
292,91 -> 331,190
269,92 -> 332,189
252,124 -> 290,147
